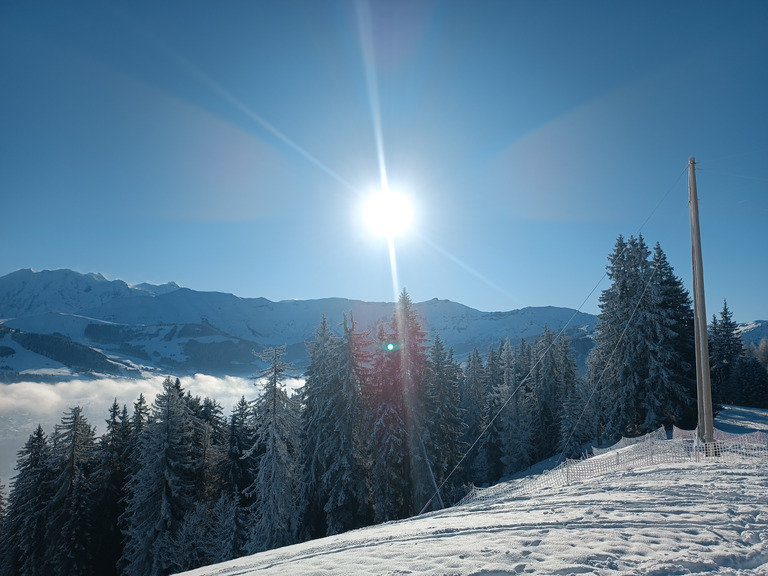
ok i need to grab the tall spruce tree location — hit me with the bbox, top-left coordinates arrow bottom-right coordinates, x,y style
205,491 -> 240,563
120,377 -> 198,576
45,406 -> 98,576
367,322 -> 412,522
188,396 -> 227,515
218,396 -> 255,557
645,243 -> 696,428
322,315 -> 371,533
92,401 -> 132,576
0,483 -> 5,537
367,291 -> 430,520
301,314 -> 371,537
422,334 -> 467,507
480,342 -> 505,482
709,300 -> 743,404
459,347 -> 486,483
0,425 -> 53,576
588,235 -> 695,440
300,315 -> 340,538
390,290 -> 430,513
732,355 -> 768,408
530,326 -> 562,461
555,334 -> 596,458
0,484 -> 6,550
243,346 -> 303,553
497,338 -> 533,475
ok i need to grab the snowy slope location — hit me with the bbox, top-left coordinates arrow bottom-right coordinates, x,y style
177,406 -> 768,576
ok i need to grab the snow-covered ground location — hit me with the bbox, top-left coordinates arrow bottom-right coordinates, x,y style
178,406 -> 768,576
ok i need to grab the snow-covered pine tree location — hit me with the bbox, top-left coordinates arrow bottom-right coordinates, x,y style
390,290 -> 431,513
644,243 -> 695,429
587,234 -> 632,441
422,333 -> 467,507
497,338 -> 532,475
218,396 -> 255,557
556,335 -> 592,458
92,401 -> 133,576
126,393 -> 150,480
221,396 -> 256,495
731,355 -> 768,408
320,315 -> 371,534
120,377 -> 198,576
0,425 -> 53,576
131,393 -> 150,438
460,347 -> 487,484
530,326 -> 562,462
171,402 -> 229,571
479,342 -> 505,482
0,484 -> 5,550
594,236 -> 656,438
0,483 -> 5,534
367,322 -> 412,523
205,491 -> 240,563
45,406 -> 97,576
187,396 -> 227,513
754,338 -> 768,372
588,235 -> 695,441
243,346 -> 303,553
168,501 -> 209,574
709,300 -> 743,404
514,338 -> 533,385
300,315 -> 340,538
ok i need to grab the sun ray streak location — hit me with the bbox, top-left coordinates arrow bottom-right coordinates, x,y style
356,0 -> 388,192
115,7 -> 355,193
171,53 -> 355,192
419,234 -> 518,303
358,0 -> 402,302
387,236 -> 400,302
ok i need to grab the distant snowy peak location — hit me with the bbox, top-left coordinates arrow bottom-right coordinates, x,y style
130,281 -> 181,296
737,320 -> 768,345
0,268 -> 179,319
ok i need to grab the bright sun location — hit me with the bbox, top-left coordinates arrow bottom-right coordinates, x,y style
364,189 -> 413,238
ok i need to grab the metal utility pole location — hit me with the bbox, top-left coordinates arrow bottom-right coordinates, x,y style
688,156 -> 714,443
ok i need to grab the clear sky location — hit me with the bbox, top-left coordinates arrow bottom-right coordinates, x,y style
1,1 -> 766,323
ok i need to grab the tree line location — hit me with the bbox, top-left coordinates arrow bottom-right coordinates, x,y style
0,235 -> 765,576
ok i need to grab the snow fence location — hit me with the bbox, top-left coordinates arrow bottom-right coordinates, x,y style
458,426 -> 768,507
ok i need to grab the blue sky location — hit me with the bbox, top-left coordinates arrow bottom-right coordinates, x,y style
1,0 -> 766,323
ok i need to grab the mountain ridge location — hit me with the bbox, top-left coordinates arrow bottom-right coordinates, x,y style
0,269 -> 764,381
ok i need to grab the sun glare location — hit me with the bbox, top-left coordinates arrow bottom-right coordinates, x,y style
364,190 -> 413,238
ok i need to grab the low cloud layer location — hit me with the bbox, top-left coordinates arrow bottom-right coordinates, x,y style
0,374 -> 304,486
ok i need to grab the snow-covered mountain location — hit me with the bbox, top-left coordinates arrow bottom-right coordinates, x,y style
0,268 -> 597,380
1,268 -> 764,381
737,320 -> 768,346
0,268 -> 180,317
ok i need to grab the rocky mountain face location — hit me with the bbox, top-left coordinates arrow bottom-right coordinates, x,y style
0,268 -> 762,382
